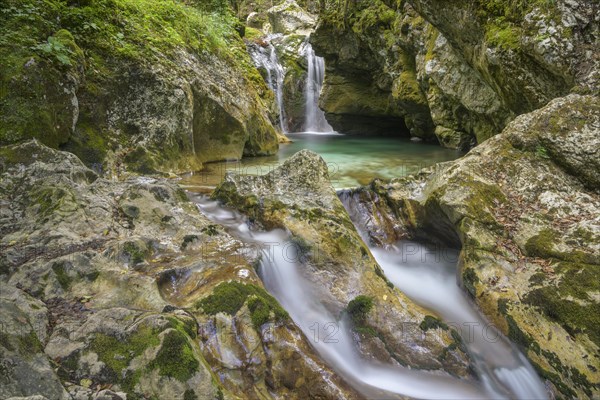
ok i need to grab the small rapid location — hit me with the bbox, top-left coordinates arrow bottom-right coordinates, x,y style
192,194 -> 547,399
339,191 -> 548,399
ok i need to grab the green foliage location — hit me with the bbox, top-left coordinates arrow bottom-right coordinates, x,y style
0,0 -> 265,146
535,145 -> 550,159
32,30 -> 76,66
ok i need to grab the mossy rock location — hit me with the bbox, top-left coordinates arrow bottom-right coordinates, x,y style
196,281 -> 289,330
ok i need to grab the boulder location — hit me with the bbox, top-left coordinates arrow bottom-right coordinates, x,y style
267,0 -> 316,36
0,283 -> 68,400
0,2 -> 279,174
0,140 -> 363,399
213,149 -> 472,376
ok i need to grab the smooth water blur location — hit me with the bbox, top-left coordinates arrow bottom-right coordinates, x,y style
303,43 -> 333,132
193,195 -> 493,399
340,193 -> 548,399
180,133 -> 461,192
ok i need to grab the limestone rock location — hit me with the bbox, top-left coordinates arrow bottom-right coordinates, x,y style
0,140 -> 365,399
213,149 -> 472,376
268,0 -> 316,36
348,94 -> 600,399
0,283 -> 68,400
0,3 -> 279,174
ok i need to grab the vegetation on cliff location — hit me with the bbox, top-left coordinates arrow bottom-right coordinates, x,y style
0,0 -> 279,173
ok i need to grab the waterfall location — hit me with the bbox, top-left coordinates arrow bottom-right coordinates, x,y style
303,42 -> 333,133
191,194 -> 546,400
248,36 -> 287,133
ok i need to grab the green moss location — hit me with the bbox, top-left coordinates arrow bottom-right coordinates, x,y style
352,1 -> 396,34
123,241 -> 147,265
374,265 -> 394,288
33,186 -> 74,217
90,327 -> 158,375
197,281 -> 288,329
17,330 -> 43,354
462,267 -> 479,298
463,180 -> 507,227
424,27 -> 440,62
201,225 -> 219,236
497,298 -> 536,350
166,316 -> 198,340
150,330 -> 199,381
181,235 -> 199,250
243,26 -> 264,41
485,23 -> 522,50
531,360 -> 577,399
184,389 -> 197,400
347,295 -> 374,324
526,230 -> 597,264
535,144 -> 550,159
52,261 -> 73,290
528,272 -> 546,285
419,315 -> 448,332
524,262 -> 600,347
0,331 -> 15,352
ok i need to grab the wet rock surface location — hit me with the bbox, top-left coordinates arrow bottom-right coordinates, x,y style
311,0 -> 599,147
0,140 -> 360,399
343,94 -> 600,399
213,149 -> 473,376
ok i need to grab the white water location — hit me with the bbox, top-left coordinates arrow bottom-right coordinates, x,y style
192,194 -> 547,399
339,192 -> 549,399
248,36 -> 287,133
303,42 -> 334,133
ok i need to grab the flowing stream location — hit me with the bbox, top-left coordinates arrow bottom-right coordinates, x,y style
192,193 -> 548,399
188,30 -> 547,400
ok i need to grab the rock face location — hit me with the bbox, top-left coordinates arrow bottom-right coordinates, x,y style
213,149 -> 473,377
311,0 -> 598,147
343,95 -> 600,399
268,0 -> 317,36
0,140 -> 360,399
0,1 -> 279,174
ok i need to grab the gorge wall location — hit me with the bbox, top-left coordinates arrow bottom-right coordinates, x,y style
0,0 -> 280,175
311,0 -> 599,148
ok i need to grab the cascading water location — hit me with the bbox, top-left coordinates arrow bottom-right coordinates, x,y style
303,42 -> 333,133
339,190 -> 549,400
248,35 -> 287,133
192,193 -> 548,399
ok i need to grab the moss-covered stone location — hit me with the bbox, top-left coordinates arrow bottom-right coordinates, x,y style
419,315 -> 448,332
523,262 -> 600,347
196,281 -> 288,329
150,329 -> 199,381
